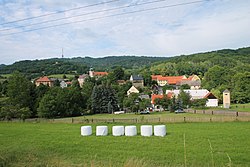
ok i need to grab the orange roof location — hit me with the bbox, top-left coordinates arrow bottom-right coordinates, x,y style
187,76 -> 194,80
166,92 -> 174,98
94,72 -> 108,76
157,76 -> 186,85
151,93 -> 173,104
151,94 -> 163,104
36,76 -> 52,82
151,75 -> 162,80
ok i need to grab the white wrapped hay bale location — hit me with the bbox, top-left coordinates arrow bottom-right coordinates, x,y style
81,126 -> 92,136
141,125 -> 153,137
112,126 -> 124,136
96,126 -> 108,136
154,125 -> 166,137
125,126 -> 137,136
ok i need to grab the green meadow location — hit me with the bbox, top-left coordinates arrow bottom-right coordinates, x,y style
0,122 -> 249,167
48,74 -> 75,79
230,103 -> 250,112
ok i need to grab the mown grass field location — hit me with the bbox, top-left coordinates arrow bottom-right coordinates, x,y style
0,122 -> 249,167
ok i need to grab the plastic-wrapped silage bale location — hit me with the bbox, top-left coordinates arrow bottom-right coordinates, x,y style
154,125 -> 166,137
125,126 -> 137,136
140,125 -> 153,137
96,126 -> 108,136
112,126 -> 124,136
80,126 -> 92,136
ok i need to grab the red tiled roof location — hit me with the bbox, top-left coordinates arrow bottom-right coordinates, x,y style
36,76 -> 52,82
152,75 -> 187,84
188,76 -> 194,80
166,92 -> 174,98
151,93 -> 173,104
151,94 -> 163,104
94,72 -> 108,76
158,76 -> 186,85
151,75 -> 162,81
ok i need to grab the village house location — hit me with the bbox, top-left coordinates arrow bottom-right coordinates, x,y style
117,80 -> 126,85
35,76 -> 54,87
151,74 -> 201,89
176,75 -> 201,89
167,89 -> 218,107
78,74 -> 89,87
127,86 -> 139,96
89,68 -> 108,79
130,75 -> 144,87
60,80 -> 71,88
151,75 -> 187,87
151,92 -> 173,111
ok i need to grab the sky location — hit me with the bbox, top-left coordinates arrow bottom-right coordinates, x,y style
0,0 -> 250,65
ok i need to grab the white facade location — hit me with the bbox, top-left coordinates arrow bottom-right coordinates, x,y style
127,86 -> 139,96
167,89 -> 218,107
60,81 -> 68,88
206,99 -> 218,107
157,80 -> 168,86
169,89 -> 210,100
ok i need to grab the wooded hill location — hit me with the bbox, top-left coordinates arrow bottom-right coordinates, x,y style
148,47 -> 250,76
0,56 -> 168,78
0,47 -> 249,85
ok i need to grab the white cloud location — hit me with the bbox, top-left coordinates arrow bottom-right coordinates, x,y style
0,0 -> 250,64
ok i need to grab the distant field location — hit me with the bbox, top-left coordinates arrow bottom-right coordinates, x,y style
0,74 -> 12,78
51,111 -> 250,124
0,122 -> 249,166
0,74 -> 12,80
48,74 -> 75,79
192,103 -> 250,112
230,103 -> 250,112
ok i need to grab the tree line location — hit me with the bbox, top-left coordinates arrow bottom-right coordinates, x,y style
0,56 -> 169,77
0,69 -> 136,120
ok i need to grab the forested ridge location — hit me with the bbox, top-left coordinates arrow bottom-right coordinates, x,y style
0,56 -> 169,77
148,47 -> 250,76
0,47 -> 249,79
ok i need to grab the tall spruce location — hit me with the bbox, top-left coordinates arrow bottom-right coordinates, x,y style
91,85 -> 118,114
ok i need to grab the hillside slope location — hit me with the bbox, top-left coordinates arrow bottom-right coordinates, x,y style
0,56 -> 169,77
149,47 -> 250,76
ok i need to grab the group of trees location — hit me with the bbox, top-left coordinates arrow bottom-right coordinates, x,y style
202,66 -> 250,103
0,59 -> 89,79
0,68 -> 134,120
91,85 -> 119,114
0,72 -> 88,120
